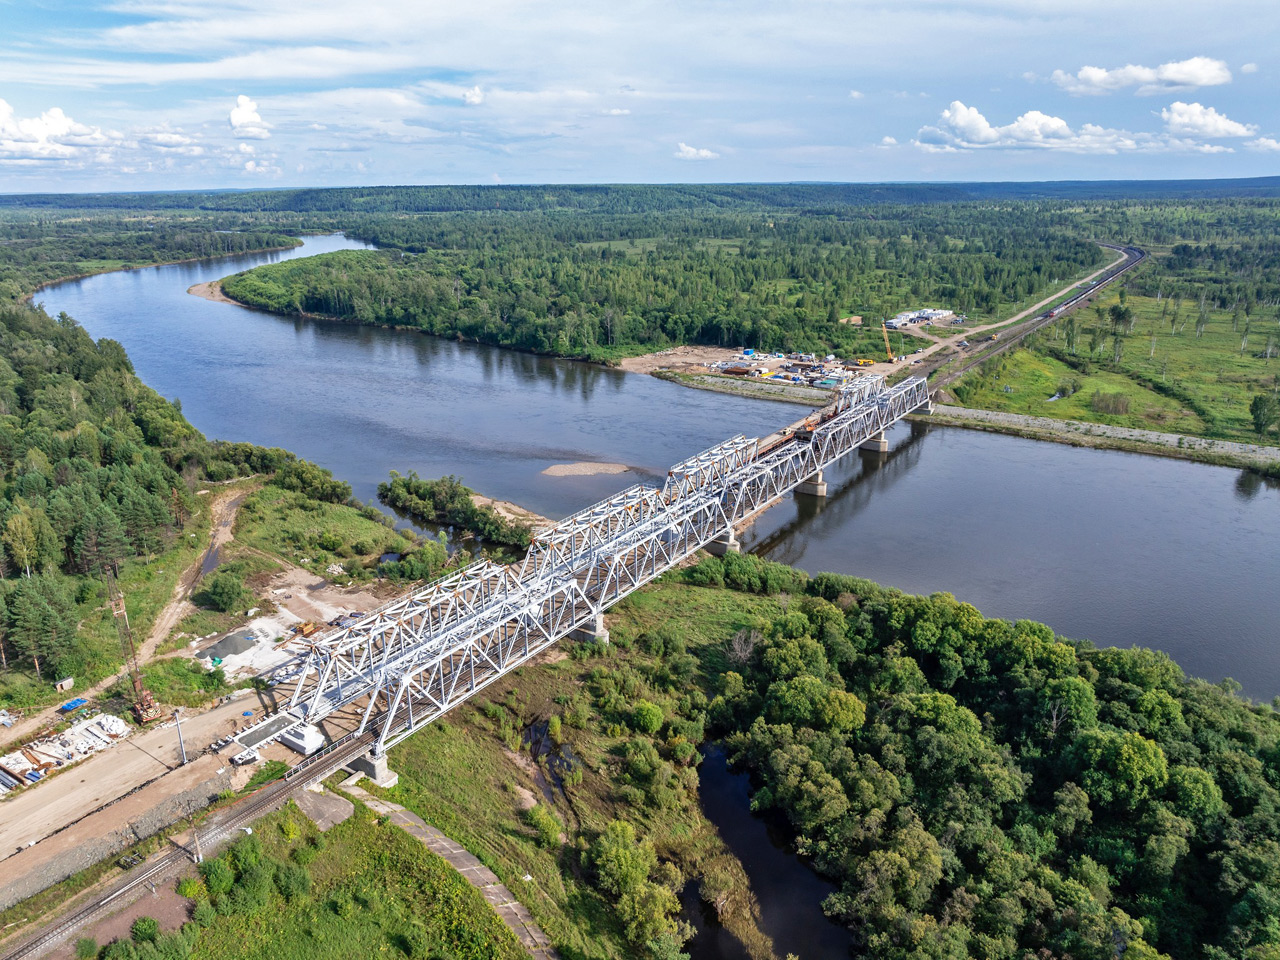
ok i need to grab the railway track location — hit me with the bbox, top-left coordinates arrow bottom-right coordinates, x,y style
0,735 -> 373,960
928,242 -> 1145,392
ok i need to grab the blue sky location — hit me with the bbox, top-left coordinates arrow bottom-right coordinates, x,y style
0,0 -> 1276,190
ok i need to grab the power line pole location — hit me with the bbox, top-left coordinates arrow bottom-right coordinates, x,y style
173,709 -> 188,766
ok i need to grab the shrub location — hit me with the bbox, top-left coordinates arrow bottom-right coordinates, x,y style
131,916 -> 159,944
198,858 -> 234,896
101,940 -> 138,960
275,862 -> 313,902
1090,390 -> 1131,415
525,803 -> 563,848
197,570 -> 246,612
192,900 -> 216,927
176,877 -> 204,900
633,700 -> 664,734
280,818 -> 301,842
547,715 -> 562,744
228,835 -> 262,874
292,842 -> 319,866
75,938 -> 99,960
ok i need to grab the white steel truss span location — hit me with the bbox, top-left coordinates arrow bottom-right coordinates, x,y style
284,375 -> 929,756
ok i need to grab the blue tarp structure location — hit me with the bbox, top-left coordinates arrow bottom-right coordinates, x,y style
60,698 -> 88,712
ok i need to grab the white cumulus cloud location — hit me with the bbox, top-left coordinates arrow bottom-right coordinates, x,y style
229,94 -> 271,139
1161,101 -> 1256,138
461,85 -> 484,105
916,100 -> 1243,155
674,141 -> 718,160
880,135 -> 897,145
1051,56 -> 1232,96
0,98 -> 114,162
1247,137 -> 1280,152
848,90 -> 864,100
1241,63 -> 1259,74
602,108 -> 630,116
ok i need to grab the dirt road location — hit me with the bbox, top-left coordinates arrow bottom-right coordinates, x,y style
1,489 -> 251,752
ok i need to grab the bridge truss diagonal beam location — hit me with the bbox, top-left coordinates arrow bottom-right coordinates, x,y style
274,375 -> 930,756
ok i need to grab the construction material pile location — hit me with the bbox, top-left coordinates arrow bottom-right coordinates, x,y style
0,713 -> 130,795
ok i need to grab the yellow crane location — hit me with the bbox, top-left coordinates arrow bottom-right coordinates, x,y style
881,321 -> 895,361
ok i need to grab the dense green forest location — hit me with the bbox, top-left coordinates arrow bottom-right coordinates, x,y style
0,214 -> 299,299
674,555 -> 1280,960
221,207 -> 1104,361
0,299 -> 366,710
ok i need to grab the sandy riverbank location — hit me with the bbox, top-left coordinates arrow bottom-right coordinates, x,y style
617,345 -> 743,375
471,493 -> 551,528
187,279 -> 243,305
541,461 -> 630,477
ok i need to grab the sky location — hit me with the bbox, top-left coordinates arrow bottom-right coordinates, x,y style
0,0 -> 1277,191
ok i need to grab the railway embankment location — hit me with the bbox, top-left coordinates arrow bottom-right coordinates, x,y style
917,404 -> 1280,472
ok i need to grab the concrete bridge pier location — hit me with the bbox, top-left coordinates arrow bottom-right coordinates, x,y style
351,751 -> 399,789
861,429 -> 889,453
795,469 -> 827,498
569,611 -> 610,645
706,531 -> 741,556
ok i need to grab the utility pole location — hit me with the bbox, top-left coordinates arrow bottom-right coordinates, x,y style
173,709 -> 188,765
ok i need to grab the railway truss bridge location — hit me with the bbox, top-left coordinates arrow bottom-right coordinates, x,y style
241,374 -> 931,778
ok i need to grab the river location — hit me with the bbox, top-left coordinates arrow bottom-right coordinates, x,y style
34,234 -> 1280,959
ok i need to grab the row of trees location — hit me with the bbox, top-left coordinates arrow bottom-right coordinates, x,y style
0,216 -> 299,299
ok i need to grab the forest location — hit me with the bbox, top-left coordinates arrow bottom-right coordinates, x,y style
220,208 -> 1104,361
675,555 -> 1280,960
0,214 -> 298,299
0,298 -> 370,709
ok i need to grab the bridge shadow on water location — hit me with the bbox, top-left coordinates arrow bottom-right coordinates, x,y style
742,420 -> 931,568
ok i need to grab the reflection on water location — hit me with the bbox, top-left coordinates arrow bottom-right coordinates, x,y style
691,746 -> 852,960
35,235 -> 1280,699
743,420 -> 1280,700
35,235 -> 798,521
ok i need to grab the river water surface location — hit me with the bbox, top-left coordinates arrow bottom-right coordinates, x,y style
35,234 -> 1280,958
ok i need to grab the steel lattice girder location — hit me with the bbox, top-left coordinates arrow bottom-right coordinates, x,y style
518,484 -> 664,582
286,375 -> 929,755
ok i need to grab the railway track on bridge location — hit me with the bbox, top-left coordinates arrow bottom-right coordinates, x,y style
266,373 -> 931,759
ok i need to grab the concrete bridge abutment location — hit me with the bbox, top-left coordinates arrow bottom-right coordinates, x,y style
795,469 -> 827,498
351,752 -> 399,789
706,531 -> 741,556
861,429 -> 889,453
568,611 -> 610,645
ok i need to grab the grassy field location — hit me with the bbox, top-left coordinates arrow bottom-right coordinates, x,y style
374,578 -> 786,960
189,802 -> 525,960
232,486 -> 411,580
951,348 -> 1206,434
954,289 -> 1280,445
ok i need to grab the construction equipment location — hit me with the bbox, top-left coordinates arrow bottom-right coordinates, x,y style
105,563 -> 164,724
881,321 -> 895,361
